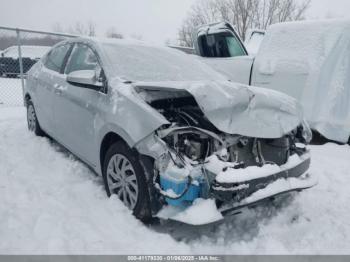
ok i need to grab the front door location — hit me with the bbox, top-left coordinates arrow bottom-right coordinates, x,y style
53,43 -> 105,166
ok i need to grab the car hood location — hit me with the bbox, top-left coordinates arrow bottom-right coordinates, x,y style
134,80 -> 305,139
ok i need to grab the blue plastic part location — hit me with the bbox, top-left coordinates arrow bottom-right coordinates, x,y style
160,175 -> 201,207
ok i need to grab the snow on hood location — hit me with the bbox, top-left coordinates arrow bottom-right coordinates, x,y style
135,80 -> 305,139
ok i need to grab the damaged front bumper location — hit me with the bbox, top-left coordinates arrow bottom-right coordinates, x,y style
156,151 -> 316,226
212,153 -> 313,207
218,171 -> 315,217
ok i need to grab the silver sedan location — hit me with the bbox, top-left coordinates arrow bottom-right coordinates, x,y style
24,37 -> 315,225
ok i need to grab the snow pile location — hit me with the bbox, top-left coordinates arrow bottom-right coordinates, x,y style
233,175 -> 316,209
2,107 -> 350,254
157,199 -> 223,226
0,108 -> 189,254
208,153 -> 308,184
215,162 -> 280,184
253,19 -> 350,142
0,78 -> 23,107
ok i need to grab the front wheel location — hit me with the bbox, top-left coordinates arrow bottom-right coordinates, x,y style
102,141 -> 152,222
26,100 -> 44,136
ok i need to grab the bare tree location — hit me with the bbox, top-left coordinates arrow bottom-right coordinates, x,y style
105,27 -> 124,39
51,22 -> 64,33
86,21 -> 96,37
178,0 -> 219,47
68,21 -> 97,36
51,21 -> 96,36
178,0 -> 311,46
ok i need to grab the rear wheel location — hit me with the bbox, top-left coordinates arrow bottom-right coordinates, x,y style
26,100 -> 44,136
102,141 -> 152,222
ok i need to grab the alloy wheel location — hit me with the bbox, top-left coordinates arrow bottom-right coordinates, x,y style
27,104 -> 37,131
106,153 -> 139,210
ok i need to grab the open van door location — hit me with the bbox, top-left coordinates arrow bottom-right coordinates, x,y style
193,22 -> 254,85
245,29 -> 265,56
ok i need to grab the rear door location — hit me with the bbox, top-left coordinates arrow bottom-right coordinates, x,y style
193,22 -> 253,85
32,43 -> 72,134
53,43 -> 105,166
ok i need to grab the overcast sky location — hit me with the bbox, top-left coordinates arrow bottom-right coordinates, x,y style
0,0 -> 349,44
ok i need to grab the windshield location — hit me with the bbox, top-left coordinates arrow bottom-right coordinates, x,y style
103,43 -> 226,82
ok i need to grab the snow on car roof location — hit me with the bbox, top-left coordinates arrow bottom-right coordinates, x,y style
3,45 -> 50,59
70,35 -> 156,47
196,21 -> 236,36
259,19 -> 350,65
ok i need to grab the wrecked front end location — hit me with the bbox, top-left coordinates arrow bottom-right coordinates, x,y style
134,82 -> 316,225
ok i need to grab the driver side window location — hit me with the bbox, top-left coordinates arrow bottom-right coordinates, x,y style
65,44 -> 101,75
198,32 -> 246,58
44,44 -> 71,73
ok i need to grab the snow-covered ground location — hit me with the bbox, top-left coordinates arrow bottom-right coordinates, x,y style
0,78 -> 23,107
1,106 -> 350,255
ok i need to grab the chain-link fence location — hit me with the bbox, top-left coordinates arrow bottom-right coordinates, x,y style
0,26 -> 77,107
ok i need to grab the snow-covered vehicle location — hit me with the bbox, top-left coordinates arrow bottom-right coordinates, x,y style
252,20 -> 350,143
0,45 -> 50,77
24,37 -> 315,225
188,20 -> 350,143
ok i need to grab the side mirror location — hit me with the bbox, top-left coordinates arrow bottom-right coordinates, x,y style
66,70 -> 103,88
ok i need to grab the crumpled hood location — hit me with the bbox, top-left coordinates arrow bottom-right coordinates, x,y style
134,80 -> 306,139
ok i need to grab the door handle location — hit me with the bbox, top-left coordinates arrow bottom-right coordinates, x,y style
54,84 -> 66,94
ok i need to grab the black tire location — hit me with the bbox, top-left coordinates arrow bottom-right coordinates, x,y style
26,100 -> 44,136
102,141 -> 152,222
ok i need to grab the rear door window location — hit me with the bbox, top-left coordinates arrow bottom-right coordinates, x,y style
44,44 -> 71,73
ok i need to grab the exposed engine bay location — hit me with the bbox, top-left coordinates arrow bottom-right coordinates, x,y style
134,86 -> 315,224
153,95 -> 296,165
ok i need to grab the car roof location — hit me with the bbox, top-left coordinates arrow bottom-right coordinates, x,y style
65,36 -> 165,50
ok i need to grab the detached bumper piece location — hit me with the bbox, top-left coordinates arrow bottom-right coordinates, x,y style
211,154 -> 316,214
